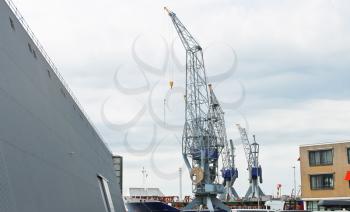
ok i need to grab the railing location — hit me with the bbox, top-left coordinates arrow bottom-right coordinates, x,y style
4,0 -> 112,153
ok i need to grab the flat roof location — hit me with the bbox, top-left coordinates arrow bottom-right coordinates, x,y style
300,140 -> 350,147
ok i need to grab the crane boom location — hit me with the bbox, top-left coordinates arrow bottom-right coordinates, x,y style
164,8 -> 201,52
236,124 -> 264,199
236,124 -> 253,169
165,7 -> 230,212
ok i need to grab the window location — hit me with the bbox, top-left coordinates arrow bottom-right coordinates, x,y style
306,201 -> 319,211
347,148 -> 350,164
9,17 -> 15,31
310,174 -> 334,190
309,149 -> 333,166
97,175 -> 115,212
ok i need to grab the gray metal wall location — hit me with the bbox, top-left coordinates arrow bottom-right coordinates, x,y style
112,155 -> 123,195
0,1 -> 125,211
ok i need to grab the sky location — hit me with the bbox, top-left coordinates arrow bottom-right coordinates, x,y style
11,0 -> 350,198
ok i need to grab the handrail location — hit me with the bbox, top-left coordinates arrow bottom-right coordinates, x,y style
4,0 -> 112,153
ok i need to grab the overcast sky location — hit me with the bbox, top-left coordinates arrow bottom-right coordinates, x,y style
11,0 -> 350,197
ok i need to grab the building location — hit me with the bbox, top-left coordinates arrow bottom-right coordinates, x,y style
299,141 -> 350,210
112,155 -> 123,194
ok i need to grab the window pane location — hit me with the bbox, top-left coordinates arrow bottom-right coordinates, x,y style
317,175 -> 322,188
323,175 -> 329,187
310,176 -> 316,189
323,150 -> 332,164
328,175 -> 334,188
307,201 -> 319,211
315,151 -> 320,165
309,152 -> 315,166
326,150 -> 330,164
310,174 -> 334,189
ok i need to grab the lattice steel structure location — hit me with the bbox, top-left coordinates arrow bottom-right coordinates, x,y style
165,7 -> 230,211
209,85 -> 239,201
236,124 -> 264,199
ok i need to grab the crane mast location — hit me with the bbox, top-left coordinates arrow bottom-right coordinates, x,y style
236,124 -> 264,199
209,85 -> 239,201
165,7 -> 230,211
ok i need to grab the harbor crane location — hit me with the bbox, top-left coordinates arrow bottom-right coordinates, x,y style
236,124 -> 264,199
165,7 -> 231,211
208,85 -> 239,201
220,138 -> 239,201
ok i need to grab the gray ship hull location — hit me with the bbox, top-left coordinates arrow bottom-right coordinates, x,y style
0,0 -> 125,211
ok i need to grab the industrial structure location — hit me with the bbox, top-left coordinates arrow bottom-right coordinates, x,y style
219,138 -> 239,201
236,124 -> 264,199
165,7 -> 232,211
112,155 -> 123,195
208,85 -> 239,201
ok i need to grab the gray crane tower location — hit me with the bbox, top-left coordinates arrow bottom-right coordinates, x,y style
219,139 -> 239,201
236,124 -> 264,199
165,7 -> 231,212
209,85 -> 239,201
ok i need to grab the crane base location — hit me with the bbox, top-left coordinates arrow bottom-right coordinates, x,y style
219,187 -> 239,201
182,195 -> 230,212
244,184 -> 265,199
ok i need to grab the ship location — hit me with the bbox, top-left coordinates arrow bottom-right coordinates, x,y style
0,0 -> 126,211
125,187 -> 181,212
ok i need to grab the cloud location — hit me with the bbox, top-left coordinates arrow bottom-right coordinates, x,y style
13,0 -> 350,197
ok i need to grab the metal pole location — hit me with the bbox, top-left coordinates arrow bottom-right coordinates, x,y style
179,167 -> 183,201
257,182 -> 260,209
292,165 -> 296,198
163,98 -> 166,126
142,167 -> 145,190
142,167 -> 148,196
